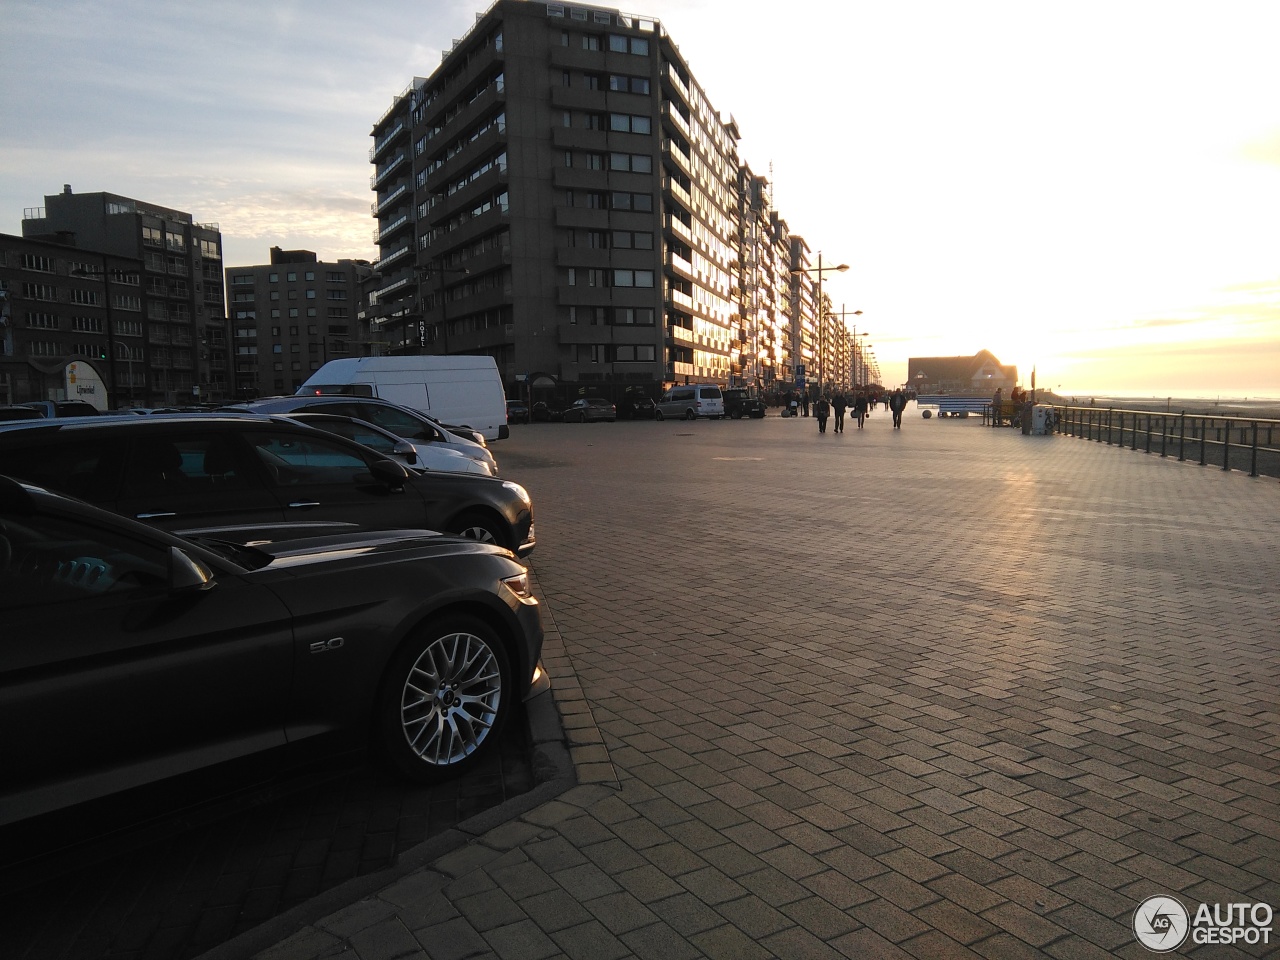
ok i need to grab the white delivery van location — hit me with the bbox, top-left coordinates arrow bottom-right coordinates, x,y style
298,356 -> 509,440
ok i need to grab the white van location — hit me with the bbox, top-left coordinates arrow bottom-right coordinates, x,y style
299,356 -> 509,440
656,384 -> 725,420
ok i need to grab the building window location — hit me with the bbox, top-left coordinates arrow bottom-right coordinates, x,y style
608,35 -> 649,56
615,307 -> 655,325
23,283 -> 57,301
608,75 -> 650,95
612,270 -> 654,288
609,114 -> 651,135
20,254 -> 53,272
614,345 -> 656,362
582,34 -> 600,51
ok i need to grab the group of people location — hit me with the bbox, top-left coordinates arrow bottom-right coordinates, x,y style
805,389 -> 908,433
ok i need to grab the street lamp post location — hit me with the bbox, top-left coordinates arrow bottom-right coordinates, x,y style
791,253 -> 848,397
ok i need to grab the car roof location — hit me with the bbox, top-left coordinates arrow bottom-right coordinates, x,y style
0,411 -> 314,438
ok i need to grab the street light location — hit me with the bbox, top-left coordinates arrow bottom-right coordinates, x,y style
791,253 -> 848,395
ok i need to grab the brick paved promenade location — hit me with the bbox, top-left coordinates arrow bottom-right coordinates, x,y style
222,407 -> 1280,959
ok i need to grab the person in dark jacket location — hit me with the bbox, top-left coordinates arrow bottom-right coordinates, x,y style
832,393 -> 847,433
854,391 -> 869,428
889,389 -> 907,429
814,395 -> 830,433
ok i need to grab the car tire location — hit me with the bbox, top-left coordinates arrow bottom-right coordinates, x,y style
451,511 -> 509,550
377,614 -> 513,783
684,409 -> 696,421
655,410 -> 665,421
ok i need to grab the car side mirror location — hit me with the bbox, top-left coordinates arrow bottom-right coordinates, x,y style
391,440 -> 418,465
370,458 -> 410,488
170,546 -> 215,591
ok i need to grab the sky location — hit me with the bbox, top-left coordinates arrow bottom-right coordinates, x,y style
3,0 -> 1279,398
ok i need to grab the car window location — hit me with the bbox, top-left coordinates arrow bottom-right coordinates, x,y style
247,430 -> 373,486
124,435 -> 255,496
301,401 -> 361,419
700,388 -> 723,399
357,405 -> 441,443
0,438 -> 118,502
308,419 -> 396,455
0,511 -> 172,610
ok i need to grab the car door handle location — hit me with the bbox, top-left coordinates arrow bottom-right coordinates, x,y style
135,512 -> 178,519
287,501 -> 321,509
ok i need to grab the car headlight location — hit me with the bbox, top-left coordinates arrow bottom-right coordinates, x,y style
501,571 -> 531,598
502,480 -> 531,505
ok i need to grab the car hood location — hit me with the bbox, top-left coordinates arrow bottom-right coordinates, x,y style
193,526 -> 513,570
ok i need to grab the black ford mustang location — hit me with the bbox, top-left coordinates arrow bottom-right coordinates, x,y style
0,475 -> 546,829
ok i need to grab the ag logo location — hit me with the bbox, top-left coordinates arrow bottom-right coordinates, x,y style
1134,895 -> 1190,952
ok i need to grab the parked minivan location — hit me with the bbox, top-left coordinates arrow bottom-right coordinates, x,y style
656,384 -> 724,420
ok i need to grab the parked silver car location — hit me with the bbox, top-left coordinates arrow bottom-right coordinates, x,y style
226,397 -> 498,474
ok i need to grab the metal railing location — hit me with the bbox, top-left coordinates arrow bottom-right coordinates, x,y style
1055,405 -> 1280,480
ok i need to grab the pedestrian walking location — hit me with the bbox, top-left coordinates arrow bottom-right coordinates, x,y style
801,392 -> 810,417
854,391 -> 868,429
832,393 -> 847,433
814,395 -> 830,433
889,389 -> 907,429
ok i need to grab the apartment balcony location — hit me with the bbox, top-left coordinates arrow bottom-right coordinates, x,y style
371,153 -> 408,189
664,215 -> 693,246
549,86 -> 607,112
666,324 -> 694,346
666,251 -> 694,283
661,138 -> 693,179
375,213 -> 414,245
374,244 -> 413,273
550,127 -> 610,152
551,167 -> 610,191
669,287 -> 694,313
370,120 -> 407,162
555,248 -> 611,269
553,206 -> 611,230
660,63 -> 690,107
661,102 -> 691,140
373,184 -> 408,217
667,360 -> 695,378
663,177 -> 692,214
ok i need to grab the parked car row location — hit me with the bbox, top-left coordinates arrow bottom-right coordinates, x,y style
0,473 -> 545,829
0,397 -> 546,832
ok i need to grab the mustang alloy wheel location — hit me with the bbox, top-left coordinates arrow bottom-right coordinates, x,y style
379,615 -> 512,782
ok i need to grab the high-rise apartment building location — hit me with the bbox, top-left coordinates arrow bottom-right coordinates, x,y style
225,248 -> 378,398
19,186 -> 228,405
369,0 -> 793,404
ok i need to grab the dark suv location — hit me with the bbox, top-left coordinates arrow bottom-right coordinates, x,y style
722,389 -> 767,419
0,414 -> 534,555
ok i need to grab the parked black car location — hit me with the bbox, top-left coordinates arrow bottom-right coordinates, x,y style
0,405 -> 44,423
0,474 -> 545,828
0,414 -> 534,555
722,388 -> 767,419
618,396 -> 657,420
506,400 -> 530,425
531,400 -> 565,422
